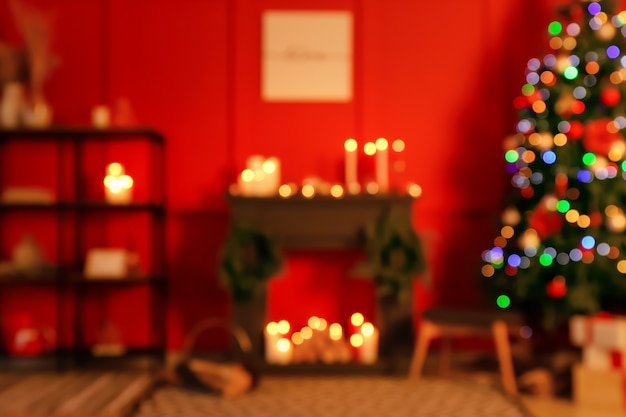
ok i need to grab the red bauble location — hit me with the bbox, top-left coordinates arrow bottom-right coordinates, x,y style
601,88 -> 621,107
529,196 -> 563,239
568,121 -> 584,139
546,277 -> 567,299
583,118 -> 625,155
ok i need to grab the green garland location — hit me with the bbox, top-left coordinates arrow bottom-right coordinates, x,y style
354,209 -> 427,299
218,224 -> 284,302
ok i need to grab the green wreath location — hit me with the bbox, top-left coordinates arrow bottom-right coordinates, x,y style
354,209 -> 427,299
218,224 -> 284,302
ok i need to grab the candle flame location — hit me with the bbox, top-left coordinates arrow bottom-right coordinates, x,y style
375,138 -> 388,151
344,138 -> 358,152
350,312 -> 364,327
392,139 -> 405,152
329,323 -> 343,341
276,338 -> 291,352
361,322 -> 375,337
363,142 -> 376,156
266,321 -> 279,335
277,320 -> 290,334
350,333 -> 364,348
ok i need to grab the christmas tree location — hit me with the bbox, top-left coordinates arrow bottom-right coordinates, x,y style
482,0 -> 626,330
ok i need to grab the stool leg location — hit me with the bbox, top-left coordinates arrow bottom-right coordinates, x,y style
438,336 -> 452,376
409,320 -> 435,381
492,320 -> 518,397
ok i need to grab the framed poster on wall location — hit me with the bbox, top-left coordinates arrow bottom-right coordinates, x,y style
261,10 -> 353,102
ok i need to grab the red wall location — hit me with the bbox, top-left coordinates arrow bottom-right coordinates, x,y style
0,0 -> 562,350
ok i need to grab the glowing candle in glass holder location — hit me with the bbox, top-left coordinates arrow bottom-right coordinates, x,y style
103,162 -> 133,204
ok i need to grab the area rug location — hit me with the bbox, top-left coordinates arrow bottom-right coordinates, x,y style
134,375 -> 531,417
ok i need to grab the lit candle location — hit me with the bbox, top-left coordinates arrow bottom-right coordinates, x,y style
344,138 -> 358,193
260,157 -> 281,196
264,322 -> 281,364
391,139 -> 406,192
103,162 -> 133,204
375,138 -> 389,194
238,168 -> 255,196
275,337 -> 293,365
349,312 -> 365,335
359,322 -> 379,364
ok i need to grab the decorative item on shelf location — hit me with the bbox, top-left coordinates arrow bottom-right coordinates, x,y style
91,105 -> 111,128
92,321 -> 126,357
22,94 -> 52,128
237,155 -> 281,197
219,223 -> 284,358
83,248 -> 140,280
352,208 -> 427,357
104,162 -> 134,204
1,186 -> 55,203
0,234 -> 54,279
0,82 -> 24,128
5,0 -> 59,129
2,312 -> 55,357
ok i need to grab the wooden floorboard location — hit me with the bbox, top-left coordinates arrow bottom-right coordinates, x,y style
0,371 -> 155,417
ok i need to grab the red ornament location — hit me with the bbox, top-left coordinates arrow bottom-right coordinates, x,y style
571,100 -> 585,114
529,196 -> 563,239
546,276 -> 567,298
601,88 -> 621,107
584,118 -> 625,155
568,121 -> 584,139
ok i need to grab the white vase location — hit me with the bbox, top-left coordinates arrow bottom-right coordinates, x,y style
0,83 -> 24,128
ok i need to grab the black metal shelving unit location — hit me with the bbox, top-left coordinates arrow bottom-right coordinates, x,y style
0,127 -> 167,370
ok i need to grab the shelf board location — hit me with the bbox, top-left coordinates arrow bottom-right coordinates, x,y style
70,275 -> 167,284
0,276 -> 59,285
0,201 -> 165,212
0,126 -> 164,142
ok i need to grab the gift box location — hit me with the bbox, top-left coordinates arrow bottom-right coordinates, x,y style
570,313 -> 626,350
573,363 -> 626,411
582,344 -> 626,370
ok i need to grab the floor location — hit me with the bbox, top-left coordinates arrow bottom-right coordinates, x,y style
1,353 -> 625,417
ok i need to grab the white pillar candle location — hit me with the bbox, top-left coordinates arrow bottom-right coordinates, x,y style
264,322 -> 281,364
275,337 -> 293,365
344,138 -> 358,193
238,168 -> 256,196
260,157 -> 281,196
359,322 -> 379,364
375,138 -> 389,194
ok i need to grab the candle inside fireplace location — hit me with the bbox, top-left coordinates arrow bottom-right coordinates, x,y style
359,322 -> 379,364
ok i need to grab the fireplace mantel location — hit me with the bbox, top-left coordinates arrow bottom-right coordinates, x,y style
225,194 -> 415,249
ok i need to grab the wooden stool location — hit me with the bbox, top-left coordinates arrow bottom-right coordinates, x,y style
408,307 -> 525,397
